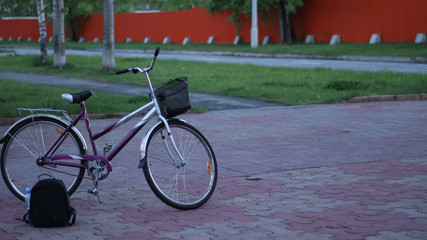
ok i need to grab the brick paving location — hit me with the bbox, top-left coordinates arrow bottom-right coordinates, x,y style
0,101 -> 426,239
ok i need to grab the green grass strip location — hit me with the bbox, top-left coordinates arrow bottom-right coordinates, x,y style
0,79 -> 152,118
0,54 -> 426,118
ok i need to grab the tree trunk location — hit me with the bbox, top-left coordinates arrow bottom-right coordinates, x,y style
53,0 -> 66,69
278,0 -> 293,44
101,0 -> 115,71
277,1 -> 285,43
284,4 -> 292,44
36,0 -> 48,64
289,15 -> 298,43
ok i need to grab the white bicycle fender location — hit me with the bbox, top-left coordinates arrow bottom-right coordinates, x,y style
138,118 -> 186,168
0,114 -> 88,154
0,116 -> 31,144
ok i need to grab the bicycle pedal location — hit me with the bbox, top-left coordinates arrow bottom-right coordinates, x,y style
88,188 -> 99,195
88,188 -> 102,203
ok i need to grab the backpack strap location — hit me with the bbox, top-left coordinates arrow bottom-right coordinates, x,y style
22,212 -> 31,224
69,207 -> 76,225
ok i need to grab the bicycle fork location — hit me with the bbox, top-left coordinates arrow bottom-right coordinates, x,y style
138,118 -> 188,169
160,127 -> 186,168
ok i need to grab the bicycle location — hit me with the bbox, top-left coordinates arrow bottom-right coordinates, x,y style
0,47 -> 218,210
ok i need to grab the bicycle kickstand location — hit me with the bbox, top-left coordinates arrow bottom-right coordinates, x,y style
88,167 -> 102,203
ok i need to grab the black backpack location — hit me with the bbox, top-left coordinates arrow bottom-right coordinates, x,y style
24,178 -> 76,228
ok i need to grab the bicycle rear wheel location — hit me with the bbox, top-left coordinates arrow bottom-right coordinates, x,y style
143,119 -> 217,210
1,116 -> 86,201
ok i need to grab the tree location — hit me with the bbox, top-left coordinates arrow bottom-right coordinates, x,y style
64,0 -> 103,41
36,0 -> 48,64
101,0 -> 115,71
205,0 -> 251,35
0,0 -> 38,18
206,0 -> 303,43
121,0 -> 205,11
277,0 -> 302,44
1,0 -> 192,42
53,0 -> 66,69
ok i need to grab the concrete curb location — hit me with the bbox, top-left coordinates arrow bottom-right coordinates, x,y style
113,49 -> 427,64
0,111 -> 207,126
348,93 -> 427,103
1,94 -> 425,126
0,113 -> 129,127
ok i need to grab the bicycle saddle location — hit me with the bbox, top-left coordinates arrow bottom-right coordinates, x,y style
62,90 -> 93,104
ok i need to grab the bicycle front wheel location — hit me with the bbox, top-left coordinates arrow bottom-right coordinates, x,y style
143,119 -> 217,210
1,116 -> 86,201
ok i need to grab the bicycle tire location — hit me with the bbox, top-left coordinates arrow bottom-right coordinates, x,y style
143,119 -> 217,210
1,116 -> 85,201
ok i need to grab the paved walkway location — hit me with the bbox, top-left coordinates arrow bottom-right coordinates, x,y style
2,46 -> 427,74
1,101 -> 426,239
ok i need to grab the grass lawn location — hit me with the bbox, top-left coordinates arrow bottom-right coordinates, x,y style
0,79 -> 152,118
0,53 -> 426,118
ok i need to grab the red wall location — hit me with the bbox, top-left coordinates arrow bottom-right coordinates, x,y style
0,17 -> 53,41
294,0 -> 427,43
1,2 -> 426,44
80,7 -> 280,43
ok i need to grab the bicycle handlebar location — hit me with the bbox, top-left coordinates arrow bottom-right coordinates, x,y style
115,68 -> 132,75
116,47 -> 160,75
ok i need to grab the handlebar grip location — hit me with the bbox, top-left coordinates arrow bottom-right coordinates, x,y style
116,68 -> 131,75
154,47 -> 160,56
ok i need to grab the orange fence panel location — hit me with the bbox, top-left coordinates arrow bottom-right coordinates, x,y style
81,7 -> 280,44
294,0 -> 427,43
1,3 -> 425,44
0,17 -> 53,41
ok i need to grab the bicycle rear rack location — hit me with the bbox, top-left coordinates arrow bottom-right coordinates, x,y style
17,108 -> 72,122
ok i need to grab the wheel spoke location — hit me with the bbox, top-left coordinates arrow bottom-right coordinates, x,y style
7,132 -> 39,159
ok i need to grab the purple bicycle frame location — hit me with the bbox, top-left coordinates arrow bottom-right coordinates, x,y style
46,100 -> 158,172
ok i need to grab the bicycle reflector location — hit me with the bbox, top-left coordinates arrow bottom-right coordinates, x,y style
207,161 -> 211,175
55,128 -> 68,137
